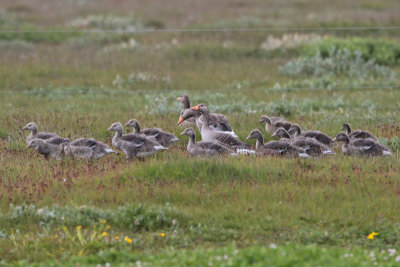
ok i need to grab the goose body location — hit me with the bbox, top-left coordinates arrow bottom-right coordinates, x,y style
45,136 -> 70,145
27,138 -> 62,160
180,128 -> 235,157
125,119 -> 179,147
191,104 -> 252,153
107,122 -> 167,159
273,128 -> 334,157
60,141 -> 117,160
289,124 -> 335,147
22,122 -> 59,144
246,129 -> 309,157
341,123 -> 378,141
259,115 -> 292,135
333,133 -> 391,156
177,94 -> 237,136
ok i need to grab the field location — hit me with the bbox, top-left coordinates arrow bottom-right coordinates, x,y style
1,0 -> 400,266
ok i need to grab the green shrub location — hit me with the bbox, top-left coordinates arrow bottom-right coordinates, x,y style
302,37 -> 400,65
279,48 -> 397,80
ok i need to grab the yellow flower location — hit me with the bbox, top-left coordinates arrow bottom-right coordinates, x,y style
115,236 -> 120,240
107,225 -> 111,229
294,225 -> 298,230
124,237 -> 133,244
367,232 -> 379,240
76,225 -> 82,230
158,233 -> 166,237
79,250 -> 83,255
101,232 -> 108,237
101,219 -> 107,224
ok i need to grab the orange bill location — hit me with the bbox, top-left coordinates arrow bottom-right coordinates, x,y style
332,137 -> 337,142
191,105 -> 199,110
177,116 -> 184,125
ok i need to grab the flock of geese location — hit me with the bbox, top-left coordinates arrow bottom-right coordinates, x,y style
23,94 -> 392,160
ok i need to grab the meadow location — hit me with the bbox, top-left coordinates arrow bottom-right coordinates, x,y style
1,0 -> 400,266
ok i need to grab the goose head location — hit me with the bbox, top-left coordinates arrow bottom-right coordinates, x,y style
341,123 -> 351,134
190,103 -> 208,114
124,119 -> 139,128
27,138 -> 43,149
107,122 -> 123,132
177,109 -> 197,125
258,115 -> 271,125
332,132 -> 350,143
180,128 -> 195,137
272,127 -> 291,139
22,122 -> 38,132
288,124 -> 301,136
177,94 -> 190,106
246,129 -> 263,141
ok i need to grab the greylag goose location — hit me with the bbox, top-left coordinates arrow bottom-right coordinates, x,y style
180,128 -> 235,157
288,124 -> 335,147
259,115 -> 292,135
332,133 -> 391,156
272,128 -> 333,156
178,94 -> 236,136
22,122 -> 59,144
190,104 -> 253,153
124,119 -> 179,147
60,141 -> 117,160
246,129 -> 309,157
176,94 -> 197,127
107,122 -> 167,159
27,138 -> 62,160
341,123 -> 378,141
70,138 -> 96,147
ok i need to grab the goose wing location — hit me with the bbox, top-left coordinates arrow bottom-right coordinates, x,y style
214,132 -> 248,148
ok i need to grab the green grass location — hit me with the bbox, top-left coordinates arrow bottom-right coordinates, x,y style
1,0 -> 400,265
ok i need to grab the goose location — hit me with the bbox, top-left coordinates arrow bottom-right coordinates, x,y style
177,94 -> 237,136
341,123 -> 378,141
332,133 -> 391,156
246,129 -> 309,157
107,122 -> 167,159
259,115 -> 292,135
22,122 -> 59,144
272,128 -> 334,156
190,104 -> 253,153
124,119 -> 179,147
176,94 -> 197,127
70,138 -> 96,147
180,128 -> 235,157
27,138 -> 62,160
288,124 -> 335,147
60,141 -> 117,160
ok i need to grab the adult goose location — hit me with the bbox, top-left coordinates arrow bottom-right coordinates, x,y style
22,122 -> 59,144
60,141 -> 117,160
288,124 -> 335,147
333,133 -> 391,156
27,138 -> 62,160
341,123 -> 378,141
180,128 -> 235,157
259,115 -> 292,135
176,94 -> 197,127
272,128 -> 334,157
177,94 -> 236,136
190,104 -> 253,153
246,129 -> 309,157
124,119 -> 179,147
107,122 -> 167,159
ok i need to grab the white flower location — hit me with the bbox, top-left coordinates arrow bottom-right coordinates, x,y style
269,243 -> 277,249
223,255 -> 229,260
396,256 -> 400,262
388,249 -> 396,256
